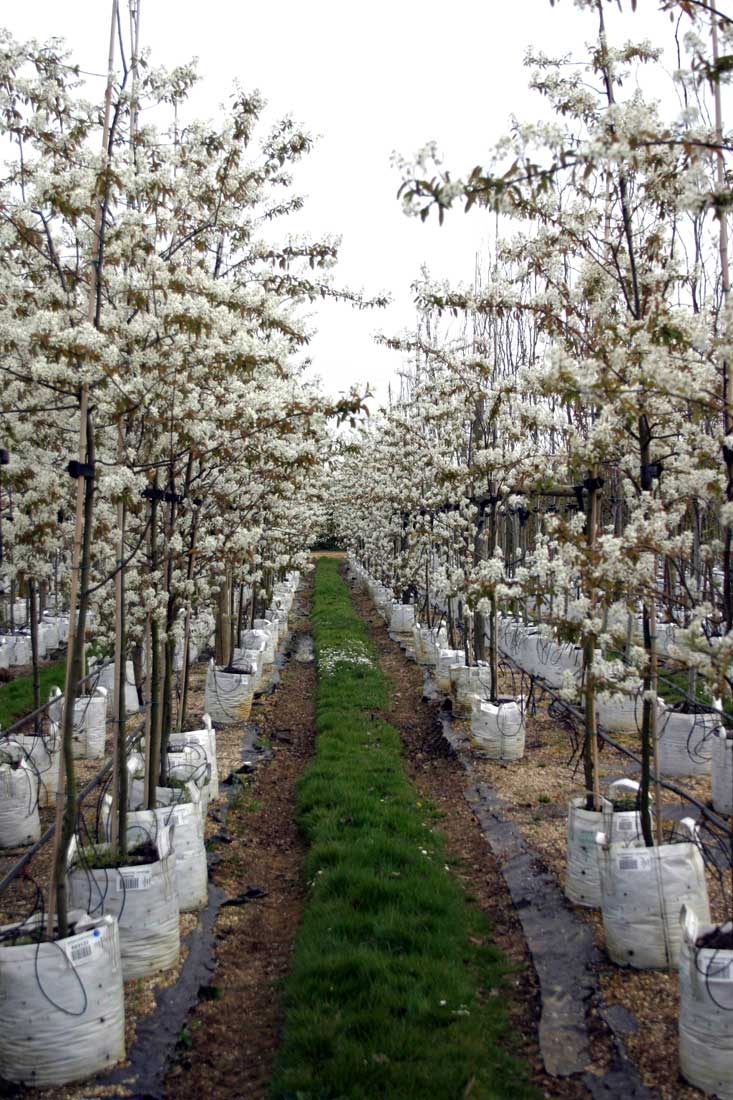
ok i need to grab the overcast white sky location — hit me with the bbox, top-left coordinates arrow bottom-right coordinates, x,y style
2,1 -> 720,406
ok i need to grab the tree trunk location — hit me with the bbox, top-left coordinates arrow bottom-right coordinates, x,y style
28,579 -> 40,725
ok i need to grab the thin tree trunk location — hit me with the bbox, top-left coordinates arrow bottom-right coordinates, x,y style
28,580 -> 40,724
582,474 -> 602,813
51,416 -> 96,937
146,486 -> 162,805
179,506 -> 198,731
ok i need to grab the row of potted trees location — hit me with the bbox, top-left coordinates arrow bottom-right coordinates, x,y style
0,568 -> 300,1086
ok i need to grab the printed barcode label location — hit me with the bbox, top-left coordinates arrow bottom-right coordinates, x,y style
65,930 -> 102,966
117,869 -> 152,892
617,854 -> 651,872
617,819 -> 634,832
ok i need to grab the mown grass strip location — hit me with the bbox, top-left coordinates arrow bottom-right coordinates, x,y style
271,558 -> 537,1100
0,659 -> 66,729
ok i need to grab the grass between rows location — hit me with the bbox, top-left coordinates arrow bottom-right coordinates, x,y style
270,558 -> 537,1100
0,659 -> 66,730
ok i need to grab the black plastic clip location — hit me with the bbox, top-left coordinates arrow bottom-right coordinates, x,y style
67,460 -> 95,480
640,462 -> 663,489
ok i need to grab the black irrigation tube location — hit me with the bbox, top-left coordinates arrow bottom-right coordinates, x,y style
0,717 -> 147,898
500,650 -> 732,837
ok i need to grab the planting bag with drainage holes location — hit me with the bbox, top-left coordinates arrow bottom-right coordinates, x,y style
252,620 -> 277,664
450,662 -> 492,709
65,688 -> 108,759
656,703 -> 717,779
470,697 -> 526,761
122,779 -> 207,912
6,634 -> 31,667
0,910 -> 125,1087
389,602 -> 416,635
565,782 -> 641,909
169,715 -> 218,800
67,826 -> 179,981
0,751 -> 40,847
712,726 -> 733,815
205,659 -> 255,725
596,688 -> 644,734
88,658 -> 139,717
167,745 -> 212,816
14,724 -> 61,807
435,648 -> 464,694
679,906 -> 733,1100
596,821 -> 710,968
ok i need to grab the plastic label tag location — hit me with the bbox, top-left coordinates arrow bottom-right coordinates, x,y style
617,854 -> 652,872
66,929 -> 103,965
616,817 -> 635,832
117,869 -> 152,892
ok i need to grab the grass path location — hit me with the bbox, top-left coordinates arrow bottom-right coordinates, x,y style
271,558 -> 537,1100
0,659 -> 65,729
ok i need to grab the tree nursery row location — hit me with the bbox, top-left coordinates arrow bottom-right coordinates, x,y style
328,3 -> 733,1096
0,1 -> 353,1088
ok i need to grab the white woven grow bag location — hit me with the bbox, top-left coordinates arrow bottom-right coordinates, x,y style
53,614 -> 70,644
470,698 -> 526,761
271,606 -> 288,631
204,659 -> 254,725
71,688 -> 108,759
565,782 -> 641,908
657,705 -> 716,778
0,910 -> 124,1086
14,724 -> 61,807
7,634 -> 31,667
67,827 -> 179,981
89,659 -> 139,717
252,620 -> 277,665
679,905 -> 733,1099
435,648 -> 464,694
450,663 -> 492,710
712,729 -> 733,815
40,616 -> 61,651
0,753 -> 40,848
169,716 -> 218,801
34,624 -> 49,658
173,638 -> 199,672
596,688 -> 644,734
597,822 -> 710,968
167,747 -> 211,816
239,629 -> 269,690
124,782 -> 207,912
389,603 -> 416,636
264,610 -> 281,647
0,640 -> 10,671
10,598 -> 27,627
